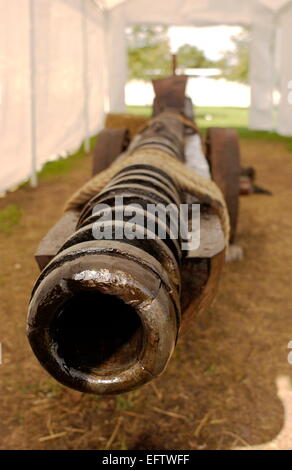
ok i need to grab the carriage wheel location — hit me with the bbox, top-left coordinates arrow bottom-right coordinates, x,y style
92,128 -> 130,176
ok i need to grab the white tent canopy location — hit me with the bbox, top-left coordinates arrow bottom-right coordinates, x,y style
0,0 -> 291,193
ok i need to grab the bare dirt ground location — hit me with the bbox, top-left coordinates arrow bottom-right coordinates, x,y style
0,138 -> 292,450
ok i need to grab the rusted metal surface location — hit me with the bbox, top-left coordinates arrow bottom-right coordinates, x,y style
152,75 -> 187,116
171,54 -> 177,76
240,166 -> 272,196
205,127 -> 240,243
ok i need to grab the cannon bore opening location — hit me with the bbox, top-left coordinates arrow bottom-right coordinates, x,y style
50,290 -> 144,376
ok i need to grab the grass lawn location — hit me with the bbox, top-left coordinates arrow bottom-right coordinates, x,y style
127,105 -> 292,149
128,105 -> 248,128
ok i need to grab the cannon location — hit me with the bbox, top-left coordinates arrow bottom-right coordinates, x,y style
27,76 -> 240,395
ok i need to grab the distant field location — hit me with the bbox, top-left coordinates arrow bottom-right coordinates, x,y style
195,106 -> 248,129
128,105 -> 248,128
127,105 -> 292,148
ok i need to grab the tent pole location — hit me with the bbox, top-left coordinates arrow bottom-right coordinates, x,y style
82,0 -> 90,153
29,0 -> 37,188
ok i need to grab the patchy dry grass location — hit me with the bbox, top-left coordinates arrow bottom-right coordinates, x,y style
0,204 -> 22,236
0,125 -> 292,449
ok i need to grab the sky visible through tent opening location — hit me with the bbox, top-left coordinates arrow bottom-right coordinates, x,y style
126,25 -> 251,108
168,25 -> 243,59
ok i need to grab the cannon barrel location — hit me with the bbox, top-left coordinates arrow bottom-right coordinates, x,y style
27,76 -> 233,395
27,109 -> 188,395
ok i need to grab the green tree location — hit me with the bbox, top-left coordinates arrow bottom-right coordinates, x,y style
127,25 -> 172,79
220,28 -> 250,83
177,44 -> 214,69
127,25 -> 222,80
